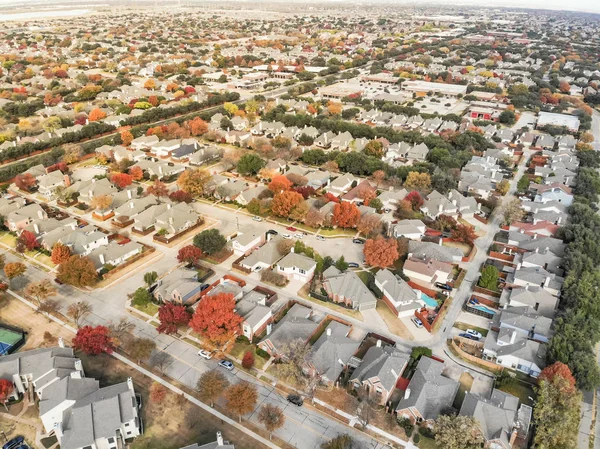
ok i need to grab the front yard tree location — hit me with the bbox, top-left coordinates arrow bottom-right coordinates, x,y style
236,153 -> 265,175
67,301 -> 93,328
196,370 -> 229,406
258,403 -> 285,440
404,172 -> 431,191
501,198 -> 525,225
143,271 -> 158,287
51,243 -> 71,265
57,256 -> 97,287
364,140 -> 384,158
242,350 -> 255,369
189,293 -> 244,346
333,202 -> 361,228
111,173 -> 133,189
0,378 -> 14,411
108,317 -> 135,348
4,262 -> 26,283
72,325 -> 114,355
156,303 -> 191,335
451,224 -> 477,246
126,337 -> 156,364
517,175 -> 530,192
14,173 -> 36,192
146,180 -> 169,199
150,382 -> 167,403
18,230 -> 39,251
25,279 -> 57,309
433,415 -> 484,449
177,245 -> 203,265
120,130 -> 133,146
271,191 -> 304,218
193,229 -> 226,255
225,381 -> 258,422
364,237 -> 399,268
268,175 -> 293,193
478,265 -> 499,291
91,194 -> 113,211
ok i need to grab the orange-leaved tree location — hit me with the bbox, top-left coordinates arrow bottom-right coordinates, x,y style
333,202 -> 360,228
271,191 -> 304,218
364,237 -> 399,268
189,293 -> 243,346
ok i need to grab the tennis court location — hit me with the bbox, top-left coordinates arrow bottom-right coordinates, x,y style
0,325 -> 25,355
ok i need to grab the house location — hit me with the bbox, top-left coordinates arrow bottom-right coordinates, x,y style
150,139 -> 181,158
341,179 -> 374,204
420,190 -> 458,219
133,202 -> 201,236
67,177 -> 117,206
180,432 -> 235,449
406,143 -> 429,162
403,256 -> 452,286
531,183 -> 573,206
188,146 -> 221,166
315,131 -> 336,148
500,286 -> 558,319
483,328 -> 546,377
447,190 -> 480,218
214,180 -> 247,201
377,189 -> 408,211
460,389 -> 526,449
307,321 -> 360,385
494,305 -> 553,343
237,186 -> 268,206
390,219 -> 426,240
40,223 -> 108,254
231,226 -> 265,256
276,251 -> 317,283
395,357 -> 459,424
113,196 -> 160,224
88,241 -> 143,271
350,344 -> 409,405
153,269 -> 202,305
330,132 -> 354,150
37,171 -> 68,198
240,237 -> 285,271
236,290 -> 273,341
258,303 -> 320,356
376,269 -> 435,317
5,203 -> 47,231
131,134 -> 159,150
322,266 -> 377,311
508,266 -> 564,296
304,170 -> 331,189
0,345 -> 141,449
408,240 -> 463,264
326,174 -> 356,196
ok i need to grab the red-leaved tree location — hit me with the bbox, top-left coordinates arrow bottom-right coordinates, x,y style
129,166 -> 144,181
72,325 -> 114,355
333,202 -> 361,228
538,362 -> 577,391
157,303 -> 191,335
451,224 -> 477,246
189,293 -> 243,346
0,378 -> 14,410
364,237 -> 399,268
14,173 -> 36,192
177,245 -> 203,265
294,186 -> 315,199
405,191 -> 424,211
242,350 -> 255,369
271,191 -> 304,218
111,173 -> 133,189
18,230 -> 39,251
169,190 -> 193,203
323,192 -> 340,203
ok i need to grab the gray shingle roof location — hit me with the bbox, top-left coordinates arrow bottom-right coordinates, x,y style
350,346 -> 409,392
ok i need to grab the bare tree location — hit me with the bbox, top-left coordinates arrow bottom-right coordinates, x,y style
152,352 -> 172,375
258,403 -> 285,440
25,279 -> 57,310
67,301 -> 92,328
108,317 -> 135,347
37,299 -> 59,321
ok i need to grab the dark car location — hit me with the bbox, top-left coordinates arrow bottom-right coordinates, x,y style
200,283 -> 210,292
135,392 -> 142,410
54,278 -> 63,285
287,394 -> 304,406
352,238 -> 365,244
347,262 -> 359,268
435,282 -> 452,291
459,332 -> 480,341
266,229 -> 278,236
3,437 -> 24,449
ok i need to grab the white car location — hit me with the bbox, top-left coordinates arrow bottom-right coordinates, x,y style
252,216 -> 263,222
466,329 -> 483,339
198,350 -> 212,360
316,235 -> 326,241
294,232 -> 305,239
282,233 -> 292,239
411,317 -> 423,328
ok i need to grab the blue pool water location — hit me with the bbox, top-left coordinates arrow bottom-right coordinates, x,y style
471,304 -> 497,315
421,293 -> 438,308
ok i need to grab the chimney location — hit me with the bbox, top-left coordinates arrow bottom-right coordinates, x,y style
216,432 -> 224,446
58,337 -> 65,348
510,330 -> 517,344
438,203 -> 443,212
404,388 -> 411,399
535,247 -> 538,253
533,233 -> 537,240
509,428 -> 519,447
127,377 -> 134,392
438,237 -> 443,246
127,190 -> 132,199
544,276 -> 551,287
64,174 -> 71,187
376,339 -> 382,348
326,327 -> 332,337
75,359 -> 83,372
99,253 -> 105,265
37,210 -> 44,220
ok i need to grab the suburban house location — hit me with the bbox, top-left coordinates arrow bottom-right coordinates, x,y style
87,241 -> 143,272
375,269 -> 437,317
41,224 -> 108,255
240,237 -> 286,271
390,219 -> 426,240
231,226 -> 265,256
153,268 -> 203,305
403,256 -> 453,286
530,183 -> 573,206
258,303 -> 320,356
5,202 -> 48,231
0,345 -> 141,449
180,432 -> 235,449
408,240 -> 463,264
508,266 -> 564,297
500,286 -> 558,319
483,328 -> 546,377
395,357 -> 459,424
37,171 -> 68,198
350,344 -> 409,405
306,321 -> 361,385
322,266 -> 378,311
236,289 -> 274,341
493,306 -> 553,343
420,190 -> 458,219
326,174 -> 356,196
133,202 -> 201,236
276,251 -> 317,283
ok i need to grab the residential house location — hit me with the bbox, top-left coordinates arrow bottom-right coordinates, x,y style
258,303 -> 320,356
41,224 -> 108,255
231,226 -> 265,256
314,131 -> 336,149
330,132 -> 354,150
322,266 -> 378,311
237,186 -> 268,206
5,203 -> 47,231
390,219 -> 426,240
377,188 -> 408,212
326,174 -> 356,196
130,134 -> 159,150
530,183 -> 573,206
37,171 -> 68,198
483,328 -> 546,377
88,241 -> 143,272
403,256 -> 453,286
375,269 -> 435,317
305,170 -> 331,189
420,190 -> 458,219
276,251 -> 317,283
500,286 -> 558,319
508,266 -> 564,296
236,290 -> 273,341
405,143 -> 429,162
408,240 -> 463,264
447,190 -> 480,218
240,237 -> 286,271
153,269 -> 202,305
493,305 -> 553,343
67,178 -> 117,206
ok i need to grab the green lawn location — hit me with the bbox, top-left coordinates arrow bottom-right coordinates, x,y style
229,341 -> 269,370
356,270 -> 373,286
497,379 -> 536,406
0,232 -> 16,246
453,321 -> 489,337
415,435 -> 439,449
132,301 -> 160,317
318,228 -> 356,237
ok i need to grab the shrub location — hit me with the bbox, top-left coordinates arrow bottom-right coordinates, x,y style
256,348 -> 270,359
419,426 -> 435,439
242,350 -> 255,369
260,269 -> 287,287
398,417 -> 414,437
236,335 -> 250,344
413,434 -> 420,444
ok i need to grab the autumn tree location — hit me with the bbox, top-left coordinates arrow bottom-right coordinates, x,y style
451,224 -> 477,246
364,140 -> 384,158
129,165 -> 143,181
496,179 -> 510,195
58,256 -> 97,287
258,403 -> 285,440
157,303 -> 191,335
144,79 -> 156,89
88,108 -> 106,122
189,293 -> 244,346
242,350 -> 255,369
371,170 -> 385,187
169,190 -> 193,203
224,102 -> 239,116
120,130 -> 133,147
150,382 -> 167,403
268,175 -> 293,193
327,101 -> 342,115
196,370 -> 229,406
91,194 -> 112,210
333,202 -> 361,228
62,144 -> 82,164
25,279 -> 57,309
305,208 -> 325,228
225,381 -> 258,422
0,379 -> 15,411
271,191 -> 304,218
320,434 -> 356,449
73,325 -> 114,355
126,337 -> 156,364
177,168 -> 211,197
404,172 -> 431,190
177,245 -> 203,265
538,362 -> 576,387
186,116 -> 208,136
14,173 -> 36,191
501,198 -> 525,225
405,191 -> 424,210
111,173 -> 133,189
357,214 -> 382,238
4,262 -> 26,282
433,415 -> 484,449
17,230 -> 39,251
51,243 -> 71,265
67,301 -> 93,328
364,237 -> 399,268
356,183 -> 376,205
146,180 -> 169,199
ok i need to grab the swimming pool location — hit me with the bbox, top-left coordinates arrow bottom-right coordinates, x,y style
471,304 -> 497,315
421,293 -> 438,308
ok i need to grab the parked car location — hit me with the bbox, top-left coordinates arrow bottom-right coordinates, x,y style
3,437 -> 24,449
54,278 -> 63,285
287,394 -> 304,407
266,229 -> 278,236
411,317 -> 423,328
435,282 -> 452,291
198,350 -> 212,360
466,329 -> 483,339
253,266 -> 263,272
347,262 -> 359,268
282,233 -> 292,239
252,216 -> 263,222
218,360 -> 234,371
459,332 -> 480,341
294,232 -> 304,239
352,238 -> 365,244
200,283 -> 210,291
316,235 -> 326,241
286,226 -> 297,232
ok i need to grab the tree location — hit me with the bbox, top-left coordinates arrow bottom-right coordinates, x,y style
236,153 -> 265,175
356,183 -> 376,205
62,143 -> 82,164
500,198 -> 525,225
139,270 -> 156,288
25,279 -> 57,308
108,317 -> 135,348
242,350 -> 255,369
189,293 -> 243,346
146,180 -> 169,199
120,130 -> 133,146
404,172 -> 431,190
129,165 -> 143,181
4,262 -> 26,282
433,415 -> 484,449
268,175 -> 293,193
496,179 -> 510,195
67,301 -> 93,328
169,190 -> 193,203
289,201 -> 310,222
364,237 -> 399,268
51,243 -> 71,265
272,136 -> 292,151
73,325 -> 114,355
150,382 -> 167,403
451,224 -> 477,246
88,108 -> 106,122
0,378 -> 14,411
335,256 -> 349,272
157,303 -> 191,335
177,168 -> 212,197
111,173 -> 133,189
14,173 -> 36,191
151,352 -> 172,375
305,208 -> 324,228
517,175 -> 530,192
333,202 -> 361,228
91,194 -> 112,210
177,245 -> 204,265
17,230 -> 39,251
186,117 -> 208,136
258,403 -> 285,440
405,191 -> 424,210
371,170 -> 385,187
225,381 -> 258,422
193,229 -> 226,255
320,434 -> 356,449
364,140 -> 384,158
193,370 -> 229,409
57,256 -> 97,287
478,265 -> 499,291
499,110 -> 516,125
327,102 -> 342,115
271,191 -> 304,218
224,102 -> 239,116
126,337 -> 156,364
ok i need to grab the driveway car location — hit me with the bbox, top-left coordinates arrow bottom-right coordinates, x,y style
435,282 -> 452,291
198,350 -> 212,360
466,329 -> 483,339
353,238 -> 365,244
3,437 -> 24,449
218,360 -> 234,371
252,216 -> 263,222
135,392 -> 142,410
316,235 -> 326,241
287,394 -> 304,406
253,266 -> 263,272
411,317 -> 423,328
459,332 -> 480,341
267,229 -> 278,236
347,262 -> 359,268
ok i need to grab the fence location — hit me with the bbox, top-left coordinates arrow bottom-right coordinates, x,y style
153,218 -> 205,244
232,254 -> 251,274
